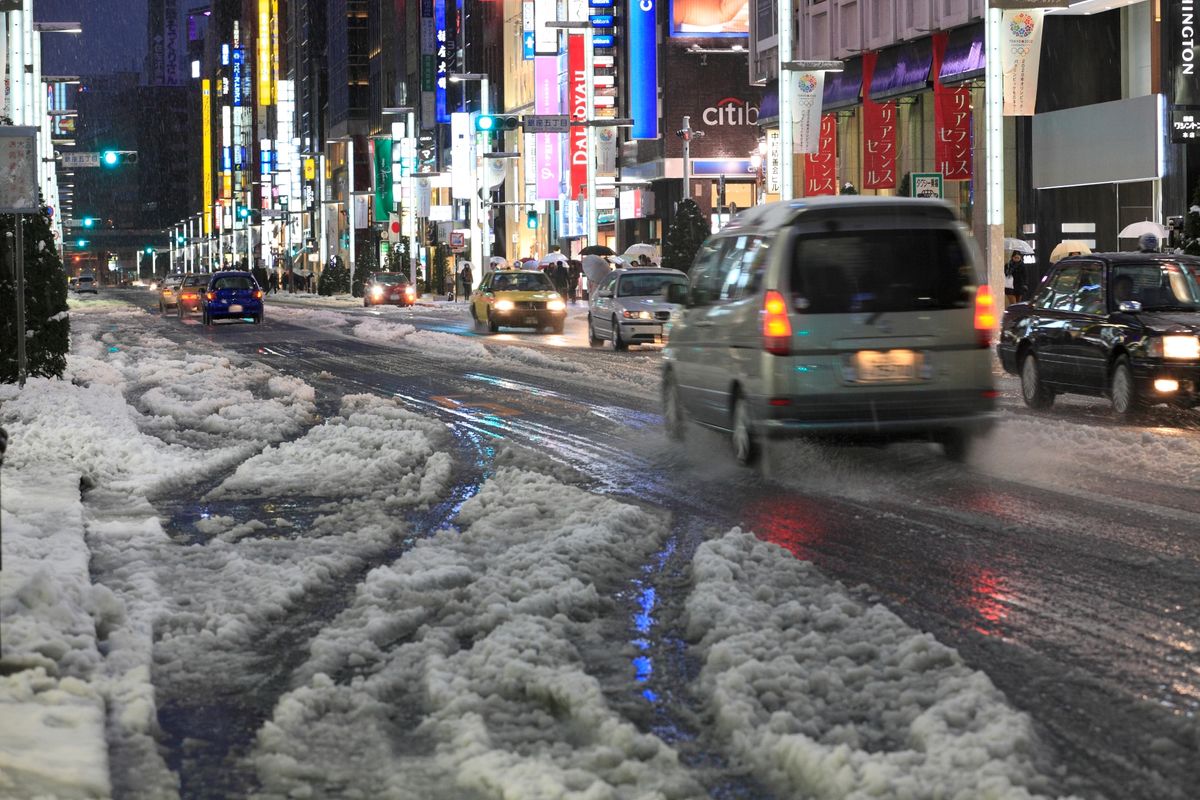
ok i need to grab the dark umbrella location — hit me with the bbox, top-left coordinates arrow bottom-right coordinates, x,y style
580,245 -> 616,256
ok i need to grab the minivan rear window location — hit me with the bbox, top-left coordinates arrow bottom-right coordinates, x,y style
790,228 -> 974,314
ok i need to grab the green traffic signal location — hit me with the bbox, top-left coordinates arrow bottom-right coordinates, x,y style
82,216 -> 95,228
475,114 -> 519,132
144,246 -> 154,255
100,150 -> 138,168
76,238 -> 88,247
237,205 -> 250,220
102,150 -> 120,167
526,210 -> 539,230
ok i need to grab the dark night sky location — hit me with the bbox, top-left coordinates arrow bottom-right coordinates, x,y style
36,0 -> 148,76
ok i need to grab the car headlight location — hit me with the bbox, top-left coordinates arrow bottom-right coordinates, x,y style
622,309 -> 653,320
371,286 -> 384,297
546,299 -> 566,312
494,299 -> 515,312
1162,334 -> 1200,359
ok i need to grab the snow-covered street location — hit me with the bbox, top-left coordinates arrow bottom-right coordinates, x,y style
2,292 -> 1197,799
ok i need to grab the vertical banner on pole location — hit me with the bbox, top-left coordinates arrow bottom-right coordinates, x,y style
627,0 -> 658,140
766,127 -> 781,194
932,32 -> 973,181
1000,9 -> 1044,116
790,70 -> 826,154
861,52 -> 897,190
535,56 -> 562,200
451,112 -> 476,200
373,138 -> 394,218
568,34 -> 588,200
803,115 -> 837,196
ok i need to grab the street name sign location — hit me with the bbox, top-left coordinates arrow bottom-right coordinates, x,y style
523,114 -> 570,133
62,152 -> 101,168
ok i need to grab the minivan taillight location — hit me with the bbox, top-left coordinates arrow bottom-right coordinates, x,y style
205,291 -> 215,301
762,290 -> 793,355
253,289 -> 263,299
974,285 -> 996,348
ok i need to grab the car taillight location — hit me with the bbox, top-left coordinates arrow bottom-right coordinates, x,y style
762,290 -> 792,356
181,293 -> 197,299
974,284 -> 996,348
206,292 -> 215,301
254,289 -> 263,299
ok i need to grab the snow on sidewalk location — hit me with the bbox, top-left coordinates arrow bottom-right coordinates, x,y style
685,529 -> 1072,800
0,471 -> 112,799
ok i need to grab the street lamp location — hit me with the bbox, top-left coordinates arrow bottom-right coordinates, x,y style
777,55 -> 844,200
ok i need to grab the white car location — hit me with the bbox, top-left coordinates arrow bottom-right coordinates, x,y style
587,267 -> 688,350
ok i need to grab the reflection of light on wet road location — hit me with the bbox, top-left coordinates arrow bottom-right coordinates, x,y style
745,494 -> 827,561
967,568 -> 1012,637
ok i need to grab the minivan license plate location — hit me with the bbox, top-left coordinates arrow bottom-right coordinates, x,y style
854,350 -> 918,383
229,304 -> 243,313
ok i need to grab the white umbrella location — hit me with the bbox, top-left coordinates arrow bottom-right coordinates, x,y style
1004,238 -> 1034,254
623,243 -> 657,260
581,254 -> 613,287
540,252 -> 569,267
1118,221 -> 1169,239
1049,240 -> 1092,263
487,256 -> 507,272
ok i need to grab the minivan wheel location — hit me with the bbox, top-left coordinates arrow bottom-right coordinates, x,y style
588,315 -> 604,348
1110,356 -> 1144,417
938,430 -> 974,463
663,372 -> 686,441
1020,352 -> 1055,409
731,396 -> 759,466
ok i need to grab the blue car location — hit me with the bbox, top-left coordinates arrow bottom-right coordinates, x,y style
203,271 -> 264,325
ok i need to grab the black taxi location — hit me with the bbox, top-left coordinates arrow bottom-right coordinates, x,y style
998,253 -> 1200,416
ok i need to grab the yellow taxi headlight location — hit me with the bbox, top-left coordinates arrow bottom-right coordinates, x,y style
1162,335 -> 1200,359
494,299 -> 515,312
546,299 -> 566,312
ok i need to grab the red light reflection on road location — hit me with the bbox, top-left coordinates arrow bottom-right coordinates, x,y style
966,567 -> 1012,637
745,494 -> 827,560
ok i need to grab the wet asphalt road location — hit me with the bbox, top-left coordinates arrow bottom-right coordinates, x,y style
123,291 -> 1198,800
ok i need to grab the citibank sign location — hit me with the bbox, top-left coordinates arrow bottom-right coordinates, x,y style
702,98 -> 760,127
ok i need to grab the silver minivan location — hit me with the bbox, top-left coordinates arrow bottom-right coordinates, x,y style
662,197 -> 997,464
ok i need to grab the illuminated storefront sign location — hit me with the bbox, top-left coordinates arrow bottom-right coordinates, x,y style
535,56 -> 562,199
628,0 -> 657,139
568,34 -> 588,199
202,80 -> 213,233
258,0 -> 272,106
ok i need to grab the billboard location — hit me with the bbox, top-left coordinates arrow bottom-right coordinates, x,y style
669,0 -> 749,38
629,0 -> 659,139
662,46 -> 762,160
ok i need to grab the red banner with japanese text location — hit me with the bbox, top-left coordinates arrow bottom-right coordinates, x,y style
803,115 -> 837,196
861,51 -> 897,190
568,34 -> 588,200
931,32 -> 972,181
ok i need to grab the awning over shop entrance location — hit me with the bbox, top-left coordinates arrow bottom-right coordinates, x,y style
939,23 -> 984,85
824,57 -> 863,111
869,38 -> 933,102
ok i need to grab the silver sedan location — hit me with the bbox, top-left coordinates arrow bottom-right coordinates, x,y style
587,267 -> 688,350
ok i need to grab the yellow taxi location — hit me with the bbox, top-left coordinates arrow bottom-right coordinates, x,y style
469,268 -> 567,334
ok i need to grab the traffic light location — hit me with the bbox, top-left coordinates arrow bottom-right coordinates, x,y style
144,246 -> 154,255
176,234 -> 185,245
75,238 -> 88,247
100,150 -> 139,168
476,114 -> 520,133
82,217 -> 95,228
237,205 -> 250,220
526,210 -> 539,229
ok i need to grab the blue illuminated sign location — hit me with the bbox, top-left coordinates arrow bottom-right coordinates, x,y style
589,14 -> 615,26
523,31 -> 535,60
628,0 -> 657,139
593,34 -> 615,48
435,0 -> 449,124
222,147 -> 231,171
589,0 -> 614,6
